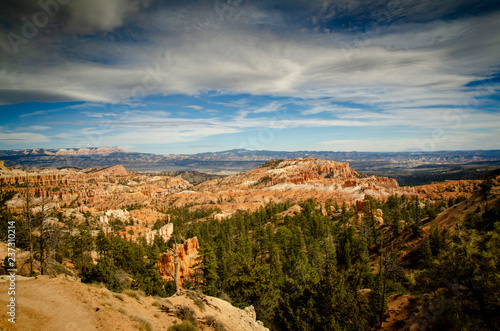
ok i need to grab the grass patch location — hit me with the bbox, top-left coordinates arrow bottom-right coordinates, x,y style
118,307 -> 128,316
114,293 -> 125,301
152,298 -> 175,310
131,314 -> 155,331
123,289 -> 145,301
168,321 -> 197,331
152,300 -> 164,308
89,283 -> 104,289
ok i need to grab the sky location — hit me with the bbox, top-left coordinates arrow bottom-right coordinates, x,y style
0,0 -> 499,154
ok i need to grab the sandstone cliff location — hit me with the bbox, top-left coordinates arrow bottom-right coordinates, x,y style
82,164 -> 131,178
157,237 -> 200,287
164,158 -> 403,214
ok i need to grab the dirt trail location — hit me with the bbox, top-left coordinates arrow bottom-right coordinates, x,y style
0,274 -> 268,331
0,275 -> 133,331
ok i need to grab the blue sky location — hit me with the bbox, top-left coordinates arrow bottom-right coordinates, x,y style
0,0 -> 499,154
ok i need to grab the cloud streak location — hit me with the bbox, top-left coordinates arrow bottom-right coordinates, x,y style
0,0 -> 499,152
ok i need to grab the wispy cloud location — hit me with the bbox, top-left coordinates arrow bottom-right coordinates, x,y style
252,101 -> 285,113
0,132 -> 50,143
0,0 -> 498,152
185,105 -> 203,110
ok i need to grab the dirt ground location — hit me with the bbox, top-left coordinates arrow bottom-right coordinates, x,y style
0,274 -> 267,331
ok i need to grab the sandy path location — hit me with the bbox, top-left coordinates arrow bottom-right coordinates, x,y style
0,275 -> 130,331
0,274 -> 268,331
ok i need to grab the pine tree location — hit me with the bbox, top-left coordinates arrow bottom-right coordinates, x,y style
95,231 -> 112,258
200,243 -> 219,296
81,257 -> 122,292
315,262 -> 368,330
421,235 -> 433,269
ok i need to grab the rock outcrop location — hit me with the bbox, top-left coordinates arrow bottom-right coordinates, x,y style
157,237 -> 200,287
54,147 -> 126,156
82,164 -> 130,178
165,158 -> 406,214
144,223 -> 174,245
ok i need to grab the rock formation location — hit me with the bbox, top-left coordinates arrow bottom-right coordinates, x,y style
164,158 -> 407,214
54,147 -> 126,156
157,237 -> 200,288
81,164 -> 131,178
144,223 -> 174,245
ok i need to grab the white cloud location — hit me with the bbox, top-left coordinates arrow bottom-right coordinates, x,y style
252,101 -> 285,113
61,0 -> 153,33
0,132 -> 50,143
0,3 -> 499,151
320,132 -> 500,152
300,104 -> 364,115
185,105 -> 203,110
28,125 -> 50,131
1,11 -> 498,106
2,8 -> 499,126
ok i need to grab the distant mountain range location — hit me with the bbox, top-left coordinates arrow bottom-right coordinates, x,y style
1,147 -> 500,185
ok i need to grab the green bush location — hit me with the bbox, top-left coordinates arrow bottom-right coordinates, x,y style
175,305 -> 198,328
168,321 -> 196,331
205,315 -> 228,331
80,257 -> 122,292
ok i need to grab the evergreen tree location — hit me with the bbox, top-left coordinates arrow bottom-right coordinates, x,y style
81,257 -> 122,292
95,231 -> 112,258
316,262 -> 369,330
421,235 -> 433,268
200,243 -> 219,296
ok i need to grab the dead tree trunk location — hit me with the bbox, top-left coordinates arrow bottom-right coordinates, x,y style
166,237 -> 180,293
25,173 -> 34,276
379,231 -> 386,328
168,252 -> 179,293
39,192 -> 46,275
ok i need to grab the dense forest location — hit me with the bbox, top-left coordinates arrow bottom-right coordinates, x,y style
1,186 -> 499,330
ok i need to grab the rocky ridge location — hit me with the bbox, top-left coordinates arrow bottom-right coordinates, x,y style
165,158 -> 404,214
0,158 -> 482,224
3,148 -> 499,186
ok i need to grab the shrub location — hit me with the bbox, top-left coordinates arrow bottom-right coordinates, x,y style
205,315 -> 217,326
131,314 -> 155,331
214,321 -> 228,331
205,315 -> 228,331
152,299 -> 164,308
168,321 -> 196,331
175,305 -> 198,328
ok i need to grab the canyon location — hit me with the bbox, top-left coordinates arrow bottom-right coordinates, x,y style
1,157 -> 480,228
0,157 -> 481,284
2,147 -> 499,185
0,156 -> 498,330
